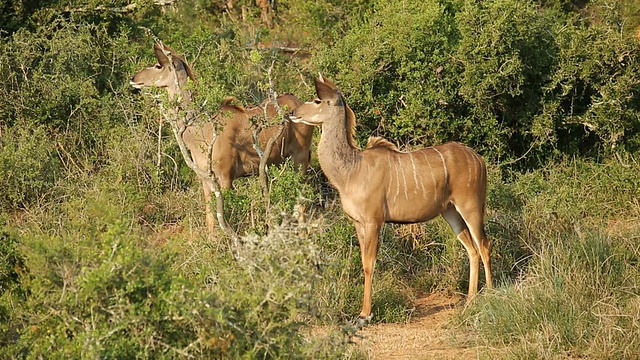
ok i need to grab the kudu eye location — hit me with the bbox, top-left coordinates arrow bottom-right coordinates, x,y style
313,99 -> 322,104
154,63 -> 162,69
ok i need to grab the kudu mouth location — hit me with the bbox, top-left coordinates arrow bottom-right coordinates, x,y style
129,79 -> 145,89
288,112 -> 301,123
289,109 -> 323,126
289,114 -> 320,126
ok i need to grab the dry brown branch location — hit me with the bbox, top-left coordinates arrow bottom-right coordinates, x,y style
153,43 -> 239,252
64,0 -> 179,14
158,101 -> 240,253
257,61 -> 286,197
248,61 -> 289,199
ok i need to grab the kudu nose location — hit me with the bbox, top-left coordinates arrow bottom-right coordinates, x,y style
129,76 -> 144,91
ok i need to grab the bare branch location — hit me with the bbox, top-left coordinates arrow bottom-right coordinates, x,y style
256,60 -> 286,198
64,0 -> 179,14
154,41 -> 239,252
158,102 -> 239,248
249,45 -> 301,54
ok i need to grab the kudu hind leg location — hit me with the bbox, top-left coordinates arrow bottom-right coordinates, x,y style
454,204 -> 493,291
442,207 -> 481,299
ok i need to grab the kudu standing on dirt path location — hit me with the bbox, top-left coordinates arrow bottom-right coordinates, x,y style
130,43 -> 314,231
290,76 -> 493,320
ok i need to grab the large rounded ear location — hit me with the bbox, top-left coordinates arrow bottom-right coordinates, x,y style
161,44 -> 196,82
315,77 -> 339,101
182,58 -> 196,83
318,74 -> 338,90
153,42 -> 171,67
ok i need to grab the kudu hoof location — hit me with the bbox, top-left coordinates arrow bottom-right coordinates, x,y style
356,314 -> 373,328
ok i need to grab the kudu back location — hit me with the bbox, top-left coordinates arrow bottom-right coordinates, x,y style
131,43 -> 314,231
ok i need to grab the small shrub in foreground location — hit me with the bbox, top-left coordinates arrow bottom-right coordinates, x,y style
3,208 -> 355,358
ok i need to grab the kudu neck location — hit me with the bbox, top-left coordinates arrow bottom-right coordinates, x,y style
166,83 -> 192,105
292,121 -> 315,138
317,105 -> 362,190
165,83 -> 193,127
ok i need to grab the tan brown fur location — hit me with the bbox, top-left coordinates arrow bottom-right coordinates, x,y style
366,136 -> 399,150
220,96 -> 246,113
291,76 -> 492,319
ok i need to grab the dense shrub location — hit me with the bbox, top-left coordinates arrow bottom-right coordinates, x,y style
540,3 -> 640,156
1,198 -> 353,358
0,124 -> 61,210
314,0 -> 640,168
314,0 -> 461,147
0,229 -> 27,349
0,20 -> 156,209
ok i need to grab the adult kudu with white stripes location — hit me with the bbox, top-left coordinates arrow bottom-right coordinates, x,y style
130,43 -> 314,232
290,76 -> 493,320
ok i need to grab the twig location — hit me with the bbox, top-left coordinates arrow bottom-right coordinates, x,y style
156,119 -> 163,181
497,141 -> 538,168
249,45 -> 302,53
257,60 -> 287,197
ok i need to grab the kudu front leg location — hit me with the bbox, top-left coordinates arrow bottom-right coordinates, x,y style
355,222 -> 382,321
201,179 -> 216,233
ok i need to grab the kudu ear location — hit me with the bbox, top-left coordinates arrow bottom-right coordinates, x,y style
165,44 -> 196,82
318,74 -> 339,91
315,77 -> 339,101
153,42 -> 196,83
153,43 -> 172,68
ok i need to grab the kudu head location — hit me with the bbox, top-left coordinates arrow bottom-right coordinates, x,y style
130,42 -> 195,100
290,75 -> 345,127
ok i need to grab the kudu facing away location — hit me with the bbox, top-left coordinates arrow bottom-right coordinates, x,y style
290,76 -> 493,320
130,43 -> 314,231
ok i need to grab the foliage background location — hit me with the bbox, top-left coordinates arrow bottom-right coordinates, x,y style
0,0 -> 639,358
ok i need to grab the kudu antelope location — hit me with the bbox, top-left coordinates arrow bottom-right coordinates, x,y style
290,76 -> 492,320
130,43 -> 314,231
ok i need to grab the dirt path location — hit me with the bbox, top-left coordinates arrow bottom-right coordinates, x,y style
344,293 -> 483,359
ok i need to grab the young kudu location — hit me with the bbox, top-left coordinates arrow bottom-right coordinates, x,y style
130,43 -> 314,231
290,76 -> 492,320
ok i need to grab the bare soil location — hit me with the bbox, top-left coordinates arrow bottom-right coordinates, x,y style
316,293 -> 485,359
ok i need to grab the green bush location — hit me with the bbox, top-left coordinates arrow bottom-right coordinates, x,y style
0,124 -> 61,210
9,222 -> 235,358
0,229 -> 27,349
537,0 -> 640,157
315,0 -> 461,147
314,0 -> 640,168
3,206 -> 352,358
455,0 -> 557,162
